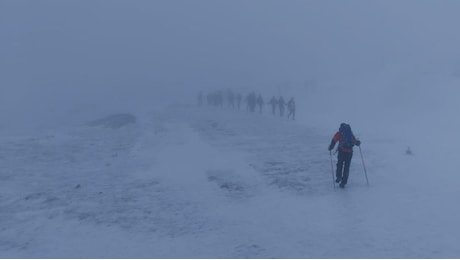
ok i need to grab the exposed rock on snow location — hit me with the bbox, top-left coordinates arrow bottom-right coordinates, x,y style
87,113 -> 137,129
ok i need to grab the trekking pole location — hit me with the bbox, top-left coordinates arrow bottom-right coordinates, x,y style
329,151 -> 336,189
358,146 -> 369,186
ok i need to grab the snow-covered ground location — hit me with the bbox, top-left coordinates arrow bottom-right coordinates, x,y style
1,97 -> 460,258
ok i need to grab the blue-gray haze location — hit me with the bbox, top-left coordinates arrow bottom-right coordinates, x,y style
1,0 -> 460,134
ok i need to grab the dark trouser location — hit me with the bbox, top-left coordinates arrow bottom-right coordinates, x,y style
287,109 -> 295,119
336,151 -> 353,184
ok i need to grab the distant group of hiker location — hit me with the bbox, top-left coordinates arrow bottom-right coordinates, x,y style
197,90 -> 296,120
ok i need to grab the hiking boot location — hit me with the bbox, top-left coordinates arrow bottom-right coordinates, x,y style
335,177 -> 342,183
339,183 -> 345,188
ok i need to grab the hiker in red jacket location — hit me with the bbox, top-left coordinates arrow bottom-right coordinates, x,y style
328,123 -> 361,188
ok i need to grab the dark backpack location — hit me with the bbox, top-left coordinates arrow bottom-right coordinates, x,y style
339,123 -> 354,150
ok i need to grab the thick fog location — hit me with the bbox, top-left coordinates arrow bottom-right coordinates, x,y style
1,0 -> 460,135
3,1 -> 460,257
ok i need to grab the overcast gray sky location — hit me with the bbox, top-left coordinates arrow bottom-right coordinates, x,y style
1,0 -> 460,133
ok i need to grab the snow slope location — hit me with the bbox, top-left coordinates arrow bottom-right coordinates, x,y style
1,104 -> 460,258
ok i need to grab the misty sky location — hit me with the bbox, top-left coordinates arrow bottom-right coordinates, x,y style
1,0 -> 460,132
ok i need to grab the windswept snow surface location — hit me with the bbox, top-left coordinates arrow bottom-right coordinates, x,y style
1,105 -> 460,258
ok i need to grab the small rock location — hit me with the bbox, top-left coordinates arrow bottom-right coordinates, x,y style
406,147 -> 413,155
